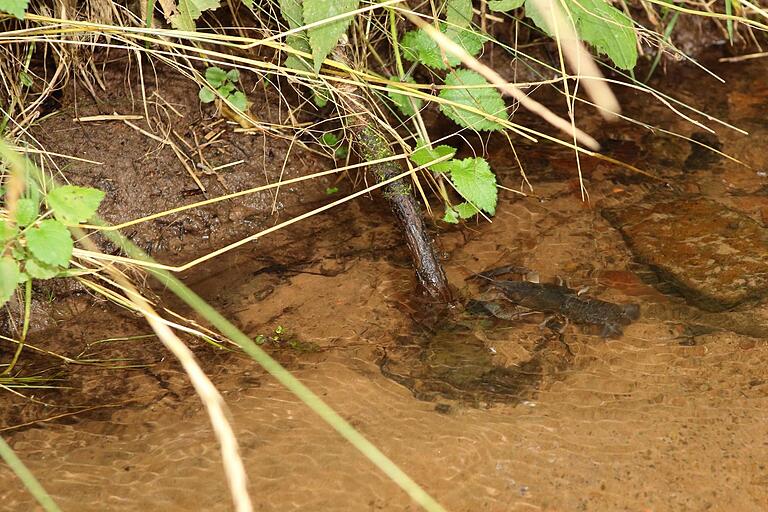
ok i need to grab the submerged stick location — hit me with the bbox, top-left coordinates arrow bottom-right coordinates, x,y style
334,73 -> 451,301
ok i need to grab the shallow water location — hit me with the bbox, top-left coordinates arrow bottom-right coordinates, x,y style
3,59 -> 768,511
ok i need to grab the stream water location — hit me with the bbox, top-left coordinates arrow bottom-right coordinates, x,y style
2,59 -> 768,511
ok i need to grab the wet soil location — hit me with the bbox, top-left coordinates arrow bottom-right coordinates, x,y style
3,55 -> 768,511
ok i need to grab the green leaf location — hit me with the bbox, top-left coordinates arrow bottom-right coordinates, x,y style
205,67 -> 227,85
226,69 -> 240,82
439,69 -> 507,131
0,0 -> 29,19
47,185 -> 105,225
25,257 -> 59,280
321,132 -> 340,146
170,0 -> 221,31
219,82 -> 235,96
242,0 -> 253,8
228,91 -> 248,112
26,219 -> 73,267
401,25 -> 485,70
387,76 -> 423,117
14,197 -> 38,227
487,0 -> 525,11
304,0 -> 360,72
11,245 -> 25,261
0,257 -> 20,307
446,0 -> 473,28
524,0 -> 637,70
455,201 -> 480,218
279,0 -> 305,29
0,220 -> 18,242
199,86 -> 216,103
444,157 -> 497,215
19,71 -> 33,87
573,0 -> 637,70
443,206 -> 459,224
325,186 -> 339,195
410,141 -> 456,169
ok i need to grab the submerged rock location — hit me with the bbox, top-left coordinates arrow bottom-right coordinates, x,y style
603,196 -> 768,311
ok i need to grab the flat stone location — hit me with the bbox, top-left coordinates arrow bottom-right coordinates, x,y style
603,196 -> 768,311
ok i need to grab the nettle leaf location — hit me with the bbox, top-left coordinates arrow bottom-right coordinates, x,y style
47,185 -> 105,225
205,67 -> 227,86
411,141 -> 456,169
304,0 -> 360,72
0,220 -> 18,242
443,206 -> 459,224
444,157 -> 497,215
487,0 -> 525,12
0,0 -> 29,19
228,91 -> 248,112
25,257 -> 59,280
401,24 -> 484,70
446,0 -> 473,28
573,0 -> 637,70
0,257 -> 20,307
14,197 -> 38,227
524,0 -> 637,70
455,201 -> 480,218
387,77 -> 423,117
170,0 -> 221,31
279,0 -> 304,28
439,69 -> 507,131
199,86 -> 216,103
26,219 -> 72,267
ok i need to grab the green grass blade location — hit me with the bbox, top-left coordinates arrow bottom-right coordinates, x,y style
0,436 -> 63,512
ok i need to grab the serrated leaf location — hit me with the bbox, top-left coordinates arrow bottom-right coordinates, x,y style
0,257 -> 20,307
487,0 -> 525,11
446,0 -> 473,28
439,69 -> 507,131
228,91 -> 248,112
14,197 -> 38,227
199,86 -> 216,103
226,69 -> 240,82
455,201 -> 479,218
25,257 -> 59,280
11,245 -> 25,261
169,0 -> 220,31
387,77 -> 423,117
524,0 -> 637,70
0,0 -> 29,19
304,0 -> 359,72
47,185 -> 105,225
205,66 -> 227,85
443,206 -> 459,224
411,141 -> 456,169
444,157 -> 497,215
26,220 -> 72,267
401,25 -> 485,70
0,220 -> 18,242
279,0 -> 304,28
573,0 -> 637,70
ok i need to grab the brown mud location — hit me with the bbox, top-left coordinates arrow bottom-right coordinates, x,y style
2,55 -> 768,511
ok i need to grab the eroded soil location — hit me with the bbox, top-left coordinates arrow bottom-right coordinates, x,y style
2,55 -> 768,512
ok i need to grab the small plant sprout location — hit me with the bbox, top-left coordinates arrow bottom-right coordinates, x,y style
320,132 -> 349,158
199,67 -> 248,113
